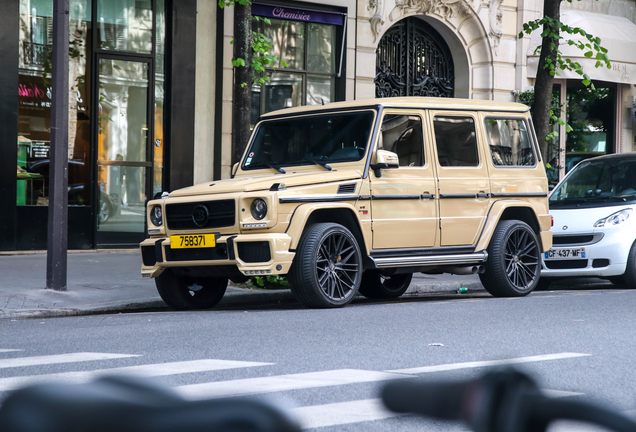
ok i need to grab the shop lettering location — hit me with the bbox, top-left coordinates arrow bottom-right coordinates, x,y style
272,7 -> 312,21
612,63 -> 631,83
18,83 -> 49,99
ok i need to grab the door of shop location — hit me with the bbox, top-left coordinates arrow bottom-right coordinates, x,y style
94,56 -> 154,246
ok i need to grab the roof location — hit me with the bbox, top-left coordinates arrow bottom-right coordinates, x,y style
260,97 -> 530,118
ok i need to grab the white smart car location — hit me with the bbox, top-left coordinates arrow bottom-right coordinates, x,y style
541,153 -> 636,288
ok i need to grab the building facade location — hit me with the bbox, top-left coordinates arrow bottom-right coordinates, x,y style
0,0 -> 635,250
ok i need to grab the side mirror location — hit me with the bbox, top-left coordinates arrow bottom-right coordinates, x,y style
370,150 -> 399,178
231,162 -> 239,177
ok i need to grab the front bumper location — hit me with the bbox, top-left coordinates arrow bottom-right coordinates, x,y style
140,234 -> 295,278
541,228 -> 632,278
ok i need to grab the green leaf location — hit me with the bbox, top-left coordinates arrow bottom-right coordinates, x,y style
582,79 -> 591,86
584,51 -> 593,58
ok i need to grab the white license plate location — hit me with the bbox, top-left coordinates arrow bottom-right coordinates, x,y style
544,248 -> 586,260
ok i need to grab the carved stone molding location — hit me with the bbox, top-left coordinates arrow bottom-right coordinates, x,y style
488,0 -> 503,55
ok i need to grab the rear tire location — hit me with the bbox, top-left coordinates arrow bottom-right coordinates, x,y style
359,271 -> 412,299
155,269 -> 228,310
479,220 -> 541,297
289,223 -> 363,308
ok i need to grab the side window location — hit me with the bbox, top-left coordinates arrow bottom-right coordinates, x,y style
485,118 -> 536,167
379,114 -> 424,167
433,117 -> 479,167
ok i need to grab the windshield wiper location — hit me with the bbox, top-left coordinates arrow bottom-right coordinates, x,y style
303,157 -> 332,171
251,161 -> 286,174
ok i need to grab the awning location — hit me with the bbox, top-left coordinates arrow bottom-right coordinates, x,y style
527,10 -> 636,85
252,3 -> 345,26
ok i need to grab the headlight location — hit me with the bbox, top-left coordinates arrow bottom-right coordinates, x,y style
150,206 -> 163,226
250,198 -> 267,220
594,209 -> 632,227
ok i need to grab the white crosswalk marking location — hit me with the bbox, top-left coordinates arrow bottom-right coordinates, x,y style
388,353 -> 590,374
294,398 -> 399,429
0,349 -> 23,353
176,369 -> 406,400
0,352 -> 139,370
0,359 -> 272,392
294,389 -> 584,430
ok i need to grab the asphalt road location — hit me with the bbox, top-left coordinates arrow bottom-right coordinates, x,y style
1,285 -> 635,432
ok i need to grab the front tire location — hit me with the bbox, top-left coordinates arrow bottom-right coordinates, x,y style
619,241 -> 636,288
359,271 -> 412,299
155,269 -> 228,310
289,223 -> 363,308
479,220 -> 541,297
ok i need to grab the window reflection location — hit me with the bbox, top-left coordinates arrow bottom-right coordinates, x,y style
97,0 -> 152,53
17,0 -> 92,206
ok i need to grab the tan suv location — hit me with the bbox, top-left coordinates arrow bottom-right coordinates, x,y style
140,97 -> 552,309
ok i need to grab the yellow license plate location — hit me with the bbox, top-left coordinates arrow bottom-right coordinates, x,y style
170,234 -> 216,249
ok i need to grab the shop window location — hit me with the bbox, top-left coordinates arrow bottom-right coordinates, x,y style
566,82 -> 615,154
17,0 -> 92,206
250,11 -> 342,126
97,0 -> 152,53
380,115 -> 424,167
485,118 -> 535,167
433,117 -> 479,167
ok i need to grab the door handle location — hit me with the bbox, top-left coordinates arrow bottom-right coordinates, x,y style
476,192 -> 490,199
421,192 -> 435,199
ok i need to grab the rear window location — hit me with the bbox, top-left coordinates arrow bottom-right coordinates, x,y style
485,118 -> 535,167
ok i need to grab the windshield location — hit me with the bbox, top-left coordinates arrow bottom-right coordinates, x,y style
243,111 -> 375,171
550,158 -> 636,207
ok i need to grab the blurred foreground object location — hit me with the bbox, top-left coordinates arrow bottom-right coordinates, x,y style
382,368 -> 636,432
0,375 -> 302,432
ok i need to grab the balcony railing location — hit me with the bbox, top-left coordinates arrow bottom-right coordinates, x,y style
22,41 -> 52,66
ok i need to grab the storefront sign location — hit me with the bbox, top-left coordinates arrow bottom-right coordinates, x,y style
252,2 -> 344,25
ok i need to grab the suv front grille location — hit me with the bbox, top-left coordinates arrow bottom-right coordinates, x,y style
166,200 -> 235,230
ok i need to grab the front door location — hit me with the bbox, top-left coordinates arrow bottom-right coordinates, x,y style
95,57 -> 153,246
370,111 -> 439,249
430,112 -> 491,246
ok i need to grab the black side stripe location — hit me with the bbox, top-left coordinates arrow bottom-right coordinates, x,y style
490,192 -> 548,198
439,193 -> 477,199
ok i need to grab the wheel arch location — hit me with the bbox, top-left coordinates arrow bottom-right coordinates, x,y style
287,203 -> 369,255
475,200 -> 544,252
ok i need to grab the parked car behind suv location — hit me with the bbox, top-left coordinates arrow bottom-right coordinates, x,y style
140,97 -> 552,309
541,153 -> 636,287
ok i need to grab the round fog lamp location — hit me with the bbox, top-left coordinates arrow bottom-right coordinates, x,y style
150,206 -> 163,226
251,199 -> 267,220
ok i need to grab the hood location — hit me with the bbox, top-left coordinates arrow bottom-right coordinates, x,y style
169,170 -> 363,197
551,205 -> 635,234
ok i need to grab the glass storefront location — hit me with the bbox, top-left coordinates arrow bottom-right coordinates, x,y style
18,0 -> 92,207
250,4 -> 344,125
16,0 -> 165,247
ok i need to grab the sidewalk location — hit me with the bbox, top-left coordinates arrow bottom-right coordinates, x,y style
0,251 -> 485,319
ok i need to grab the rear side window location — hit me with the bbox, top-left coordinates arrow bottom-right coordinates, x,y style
485,118 -> 535,167
433,117 -> 479,167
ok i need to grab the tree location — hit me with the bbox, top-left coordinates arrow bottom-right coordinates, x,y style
218,0 -> 287,165
519,0 -> 610,161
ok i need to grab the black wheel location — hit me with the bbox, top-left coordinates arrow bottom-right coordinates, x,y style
620,241 -> 636,288
479,220 -> 541,297
155,269 -> 228,310
98,199 -> 111,224
359,271 -> 412,299
289,223 -> 363,308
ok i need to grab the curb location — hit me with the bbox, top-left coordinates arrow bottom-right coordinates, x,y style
0,281 -> 486,319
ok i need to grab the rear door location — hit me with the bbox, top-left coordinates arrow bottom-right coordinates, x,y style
429,112 -> 491,246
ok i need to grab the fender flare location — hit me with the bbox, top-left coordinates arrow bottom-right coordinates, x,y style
286,202 -> 368,252
474,199 -> 551,252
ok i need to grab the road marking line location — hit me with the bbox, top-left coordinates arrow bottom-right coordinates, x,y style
0,353 -> 139,370
294,389 -> 583,429
294,399 -> 398,429
387,353 -> 590,375
0,359 -> 272,392
0,349 -> 23,353
175,369 -> 406,400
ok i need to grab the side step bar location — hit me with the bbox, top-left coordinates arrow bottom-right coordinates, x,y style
368,251 -> 488,269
